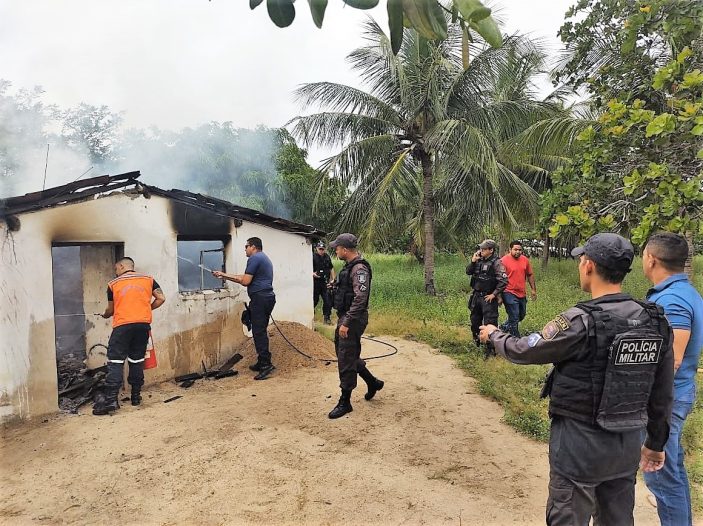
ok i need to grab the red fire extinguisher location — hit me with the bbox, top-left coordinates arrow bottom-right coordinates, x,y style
144,331 -> 158,370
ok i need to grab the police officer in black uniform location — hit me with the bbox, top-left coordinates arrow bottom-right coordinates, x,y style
467,239 -> 508,353
479,233 -> 674,525
327,233 -> 384,419
312,241 -> 335,325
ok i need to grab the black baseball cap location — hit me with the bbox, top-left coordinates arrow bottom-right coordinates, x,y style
316,241 -> 326,249
571,233 -> 634,271
479,239 -> 497,250
329,233 -> 358,249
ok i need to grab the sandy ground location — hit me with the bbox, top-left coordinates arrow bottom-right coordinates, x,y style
1,323 -> 668,525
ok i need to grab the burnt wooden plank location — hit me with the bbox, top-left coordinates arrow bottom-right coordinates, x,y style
3,171 -> 140,208
4,180 -> 136,215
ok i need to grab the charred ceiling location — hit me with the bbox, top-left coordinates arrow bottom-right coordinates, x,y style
0,171 -> 325,238
170,200 -> 233,237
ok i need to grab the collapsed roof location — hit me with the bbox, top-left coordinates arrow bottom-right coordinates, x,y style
0,171 -> 325,238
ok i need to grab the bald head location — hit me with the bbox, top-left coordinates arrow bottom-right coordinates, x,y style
115,256 -> 135,276
117,257 -> 134,268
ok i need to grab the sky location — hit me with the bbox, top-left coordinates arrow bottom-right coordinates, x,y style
0,0 -> 574,168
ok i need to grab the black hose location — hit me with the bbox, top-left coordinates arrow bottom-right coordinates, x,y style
269,316 -> 398,363
88,343 -> 108,355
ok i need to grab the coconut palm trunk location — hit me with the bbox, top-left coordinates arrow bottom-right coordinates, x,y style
419,150 -> 436,295
289,22 -> 578,294
685,231 -> 694,279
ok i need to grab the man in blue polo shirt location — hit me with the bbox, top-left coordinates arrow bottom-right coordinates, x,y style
642,232 -> 703,526
213,236 -> 276,380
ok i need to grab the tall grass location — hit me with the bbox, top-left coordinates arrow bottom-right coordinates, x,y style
319,253 -> 703,508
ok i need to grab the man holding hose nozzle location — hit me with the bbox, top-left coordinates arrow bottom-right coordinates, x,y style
327,233 -> 384,419
213,237 -> 276,380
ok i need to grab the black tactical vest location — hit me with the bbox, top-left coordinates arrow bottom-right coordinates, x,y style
546,295 -> 671,432
333,257 -> 372,313
471,255 -> 499,293
312,252 -> 332,281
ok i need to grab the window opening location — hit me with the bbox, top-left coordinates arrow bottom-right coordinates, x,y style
177,239 -> 226,292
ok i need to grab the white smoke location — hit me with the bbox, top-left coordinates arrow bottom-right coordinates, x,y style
1,82 -> 291,219
0,82 -> 93,198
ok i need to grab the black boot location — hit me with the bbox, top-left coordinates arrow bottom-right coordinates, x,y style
131,387 -> 142,406
254,362 -> 275,380
324,315 -> 332,325
249,361 -> 262,372
483,341 -> 496,359
359,368 -> 384,401
472,333 -> 481,347
328,389 -> 353,419
92,387 -> 120,416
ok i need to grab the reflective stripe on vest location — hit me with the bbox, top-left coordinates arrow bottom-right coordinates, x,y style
108,273 -> 154,328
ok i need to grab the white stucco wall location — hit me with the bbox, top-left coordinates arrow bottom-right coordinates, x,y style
233,222 -> 314,327
0,190 -> 314,422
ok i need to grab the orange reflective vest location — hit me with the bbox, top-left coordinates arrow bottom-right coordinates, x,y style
108,272 -> 154,328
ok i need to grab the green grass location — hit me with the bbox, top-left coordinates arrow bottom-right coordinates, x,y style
318,253 -> 703,509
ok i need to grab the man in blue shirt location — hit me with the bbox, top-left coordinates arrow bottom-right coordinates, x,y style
213,237 -> 276,380
643,232 -> 703,526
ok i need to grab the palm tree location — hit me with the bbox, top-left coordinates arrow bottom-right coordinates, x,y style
290,21 -> 576,295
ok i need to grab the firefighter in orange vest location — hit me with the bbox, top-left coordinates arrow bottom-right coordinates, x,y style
93,257 -> 165,415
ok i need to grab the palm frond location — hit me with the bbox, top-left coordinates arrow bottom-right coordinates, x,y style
290,112 -> 399,150
499,116 -> 594,171
292,82 -> 400,124
448,35 -> 548,106
426,119 -> 498,179
316,134 -> 400,186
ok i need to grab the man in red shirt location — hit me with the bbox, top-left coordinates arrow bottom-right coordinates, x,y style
500,241 -> 537,337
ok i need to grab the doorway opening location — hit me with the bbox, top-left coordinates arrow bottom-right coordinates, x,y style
51,243 -> 123,411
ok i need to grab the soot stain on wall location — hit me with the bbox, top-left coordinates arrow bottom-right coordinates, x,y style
170,201 -> 232,237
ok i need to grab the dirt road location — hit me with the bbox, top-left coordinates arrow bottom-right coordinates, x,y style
1,326 -> 663,525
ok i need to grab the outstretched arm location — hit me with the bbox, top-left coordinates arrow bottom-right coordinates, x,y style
213,271 -> 253,286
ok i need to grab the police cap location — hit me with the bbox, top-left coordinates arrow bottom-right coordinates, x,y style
479,239 -> 497,250
571,233 -> 634,271
329,233 -> 358,249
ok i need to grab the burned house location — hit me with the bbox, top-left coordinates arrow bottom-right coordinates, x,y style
0,171 -> 324,423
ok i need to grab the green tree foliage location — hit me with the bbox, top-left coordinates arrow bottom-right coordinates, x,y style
0,81 -> 54,194
59,103 -> 123,164
290,21 -> 574,294
250,0 -> 502,53
0,82 -> 99,197
275,131 -> 348,232
545,0 -> 703,249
